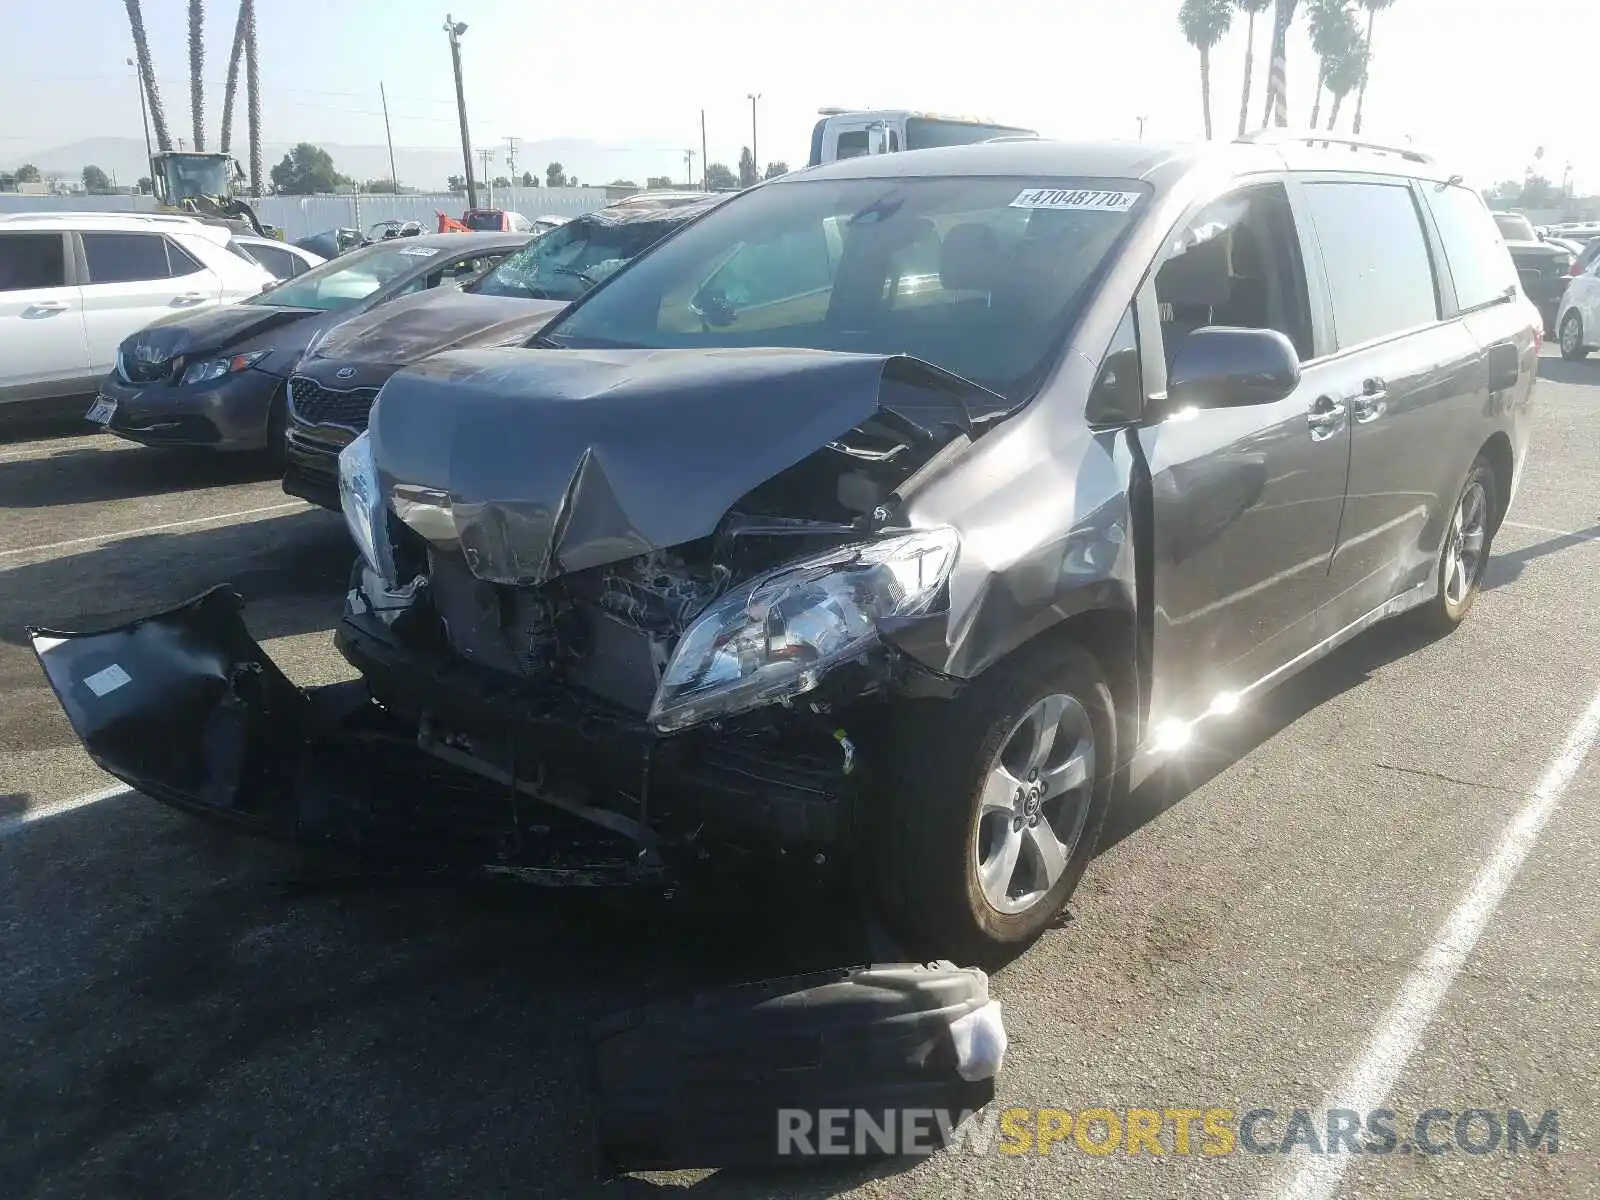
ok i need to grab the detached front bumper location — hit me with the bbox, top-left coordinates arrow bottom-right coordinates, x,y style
96,369 -> 283,451
29,585 -> 862,881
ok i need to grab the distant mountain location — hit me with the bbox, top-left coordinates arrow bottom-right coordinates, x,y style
4,137 -> 687,191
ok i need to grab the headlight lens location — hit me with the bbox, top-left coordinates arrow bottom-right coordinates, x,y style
648,528 -> 959,733
180,350 -> 269,385
338,431 -> 392,581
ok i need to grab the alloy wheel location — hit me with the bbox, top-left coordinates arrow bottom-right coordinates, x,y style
1561,314 -> 1583,358
972,693 -> 1096,916
1444,479 -> 1488,606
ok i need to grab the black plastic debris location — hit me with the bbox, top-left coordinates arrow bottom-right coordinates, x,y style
589,960 -> 1006,1172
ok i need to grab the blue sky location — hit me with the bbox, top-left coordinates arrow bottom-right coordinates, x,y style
3,0 -> 1595,192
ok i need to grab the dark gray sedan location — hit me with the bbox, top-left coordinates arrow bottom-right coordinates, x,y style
88,232 -> 528,456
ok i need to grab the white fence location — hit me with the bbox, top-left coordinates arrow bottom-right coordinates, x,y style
0,188 -> 609,240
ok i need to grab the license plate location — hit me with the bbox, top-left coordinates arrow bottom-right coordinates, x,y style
85,396 -> 116,425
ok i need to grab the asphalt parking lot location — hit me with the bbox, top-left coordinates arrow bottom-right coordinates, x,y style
2,352 -> 1597,1199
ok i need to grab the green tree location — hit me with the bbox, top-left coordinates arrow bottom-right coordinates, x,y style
1305,0 -> 1355,129
521,170 -> 536,187
269,142 -> 349,194
704,162 -> 737,190
187,0 -> 206,150
763,161 -> 789,180
1179,0 -> 1234,139
137,175 -> 153,193
362,178 -> 399,193
123,0 -> 172,151
608,178 -> 638,188
737,146 -> 757,187
545,161 -> 567,187
14,163 -> 41,183
0,172 -> 15,190
646,174 -> 672,188
82,165 -> 114,194
1322,26 -> 1368,129
1348,0 -> 1395,134
1235,0 -> 1273,136
492,175 -> 511,188
446,174 -> 467,194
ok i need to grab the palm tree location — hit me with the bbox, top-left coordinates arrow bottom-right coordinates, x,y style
123,0 -> 172,152
1323,28 -> 1368,129
1178,0 -> 1235,140
244,0 -> 262,195
219,0 -> 248,153
1349,0 -> 1395,134
188,0 -> 206,151
1259,0 -> 1300,128
1235,0 -> 1273,136
1306,0 -> 1355,129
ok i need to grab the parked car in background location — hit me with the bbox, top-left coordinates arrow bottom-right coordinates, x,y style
1493,211 -> 1572,333
89,232 -> 525,456
530,214 -> 571,236
1556,246 -> 1600,360
461,208 -> 534,232
282,192 -> 726,508
38,133 -> 1537,959
0,211 -> 272,413
234,235 -> 325,280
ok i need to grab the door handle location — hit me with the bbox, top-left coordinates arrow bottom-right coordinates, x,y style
25,300 -> 69,313
1307,395 -> 1346,442
1349,377 -> 1388,424
171,292 -> 209,305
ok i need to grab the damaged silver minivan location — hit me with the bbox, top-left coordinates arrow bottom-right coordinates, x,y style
33,133 -> 1538,957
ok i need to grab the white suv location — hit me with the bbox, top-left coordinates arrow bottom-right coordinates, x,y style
0,212 -> 274,409
1557,249 -> 1600,361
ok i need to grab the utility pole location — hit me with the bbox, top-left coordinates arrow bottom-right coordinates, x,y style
380,82 -> 400,190
683,149 -> 695,188
479,148 -> 494,205
700,109 -> 708,190
129,58 -> 154,191
443,15 -> 478,209
1137,115 -> 1147,140
748,93 -> 761,181
505,135 -> 520,185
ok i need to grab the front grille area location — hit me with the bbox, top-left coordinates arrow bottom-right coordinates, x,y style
119,353 -> 171,385
288,375 -> 379,430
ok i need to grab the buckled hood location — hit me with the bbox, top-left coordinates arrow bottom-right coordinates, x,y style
120,303 -> 324,376
369,345 -> 1005,586
305,288 -> 568,370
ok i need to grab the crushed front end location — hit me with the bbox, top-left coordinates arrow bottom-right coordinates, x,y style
32,346 -> 1001,884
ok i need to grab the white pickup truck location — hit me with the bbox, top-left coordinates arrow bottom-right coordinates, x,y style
806,108 -> 1037,166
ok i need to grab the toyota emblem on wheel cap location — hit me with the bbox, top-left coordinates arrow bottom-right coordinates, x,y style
335,367 -> 356,381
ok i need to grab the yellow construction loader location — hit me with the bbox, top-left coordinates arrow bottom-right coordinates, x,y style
149,151 -> 283,239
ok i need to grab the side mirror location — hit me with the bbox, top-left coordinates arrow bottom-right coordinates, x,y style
1164,327 -> 1301,416
259,278 -> 281,293
866,124 -> 890,156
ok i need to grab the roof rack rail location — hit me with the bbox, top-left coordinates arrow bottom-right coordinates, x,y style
1236,128 -> 1434,165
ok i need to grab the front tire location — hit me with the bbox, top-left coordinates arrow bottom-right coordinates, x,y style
264,386 -> 288,468
1560,311 -> 1590,361
875,638 -> 1117,961
1412,456 -> 1496,635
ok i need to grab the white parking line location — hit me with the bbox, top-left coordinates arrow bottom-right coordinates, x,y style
0,500 -> 304,562
1272,687 -> 1600,1200
0,784 -> 133,840
1503,520 -> 1600,541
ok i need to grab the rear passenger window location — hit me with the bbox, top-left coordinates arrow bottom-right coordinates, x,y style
0,232 -> 67,291
1424,184 -> 1519,311
165,238 -> 204,276
1302,182 -> 1439,348
82,232 -> 175,284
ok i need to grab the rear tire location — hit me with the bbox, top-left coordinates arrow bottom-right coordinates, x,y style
1560,311 -> 1590,361
874,638 -> 1118,962
1411,456 -> 1496,635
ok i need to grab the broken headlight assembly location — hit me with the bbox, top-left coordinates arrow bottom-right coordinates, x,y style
338,430 -> 394,582
180,349 -> 271,385
647,528 -> 959,734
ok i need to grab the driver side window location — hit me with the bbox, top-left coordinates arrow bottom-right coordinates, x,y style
1153,183 -> 1312,370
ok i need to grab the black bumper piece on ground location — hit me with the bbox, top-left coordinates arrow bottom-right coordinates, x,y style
29,586 -> 857,880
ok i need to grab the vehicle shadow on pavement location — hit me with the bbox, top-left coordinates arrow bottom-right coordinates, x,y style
1099,618 -> 1441,854
1535,357 -> 1600,387
1481,521 -> 1600,591
0,442 -> 281,508
0,508 -> 352,649
0,799 -> 913,1199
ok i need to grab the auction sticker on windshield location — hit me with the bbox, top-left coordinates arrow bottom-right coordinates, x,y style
398,246 -> 441,256
1009,189 -> 1141,212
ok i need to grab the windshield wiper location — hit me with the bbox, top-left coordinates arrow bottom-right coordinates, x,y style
552,266 -> 598,285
